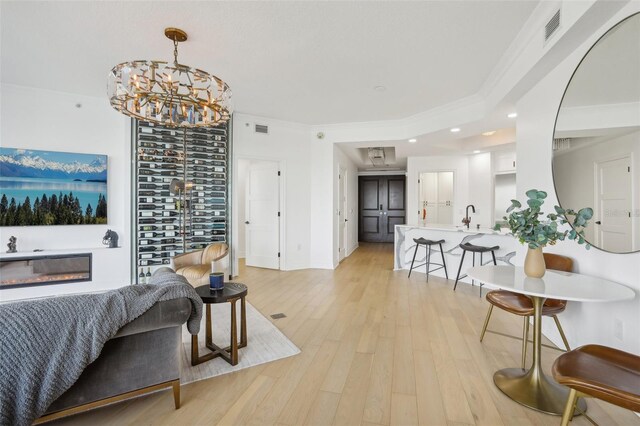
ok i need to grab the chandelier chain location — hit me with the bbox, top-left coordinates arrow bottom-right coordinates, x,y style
173,39 -> 179,64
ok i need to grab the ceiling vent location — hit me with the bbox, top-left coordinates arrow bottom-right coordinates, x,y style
255,124 -> 269,134
545,9 -> 561,41
368,147 -> 386,167
553,138 -> 571,151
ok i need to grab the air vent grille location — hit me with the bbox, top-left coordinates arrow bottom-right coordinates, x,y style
255,124 -> 269,134
553,138 -> 571,151
545,9 -> 561,41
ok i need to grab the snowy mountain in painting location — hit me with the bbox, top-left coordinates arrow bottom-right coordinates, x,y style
0,148 -> 107,181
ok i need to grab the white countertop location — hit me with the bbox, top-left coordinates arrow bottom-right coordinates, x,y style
467,265 -> 636,303
395,223 -> 510,235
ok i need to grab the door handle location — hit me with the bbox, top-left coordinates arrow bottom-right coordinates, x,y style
383,212 -> 387,215
245,221 -> 250,224
595,221 -> 601,225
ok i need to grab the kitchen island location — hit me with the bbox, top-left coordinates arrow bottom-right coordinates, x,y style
394,224 -> 520,286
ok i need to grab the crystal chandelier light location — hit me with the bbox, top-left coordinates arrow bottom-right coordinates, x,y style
107,28 -> 232,127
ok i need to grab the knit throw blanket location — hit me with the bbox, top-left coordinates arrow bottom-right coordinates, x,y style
0,271 -> 202,426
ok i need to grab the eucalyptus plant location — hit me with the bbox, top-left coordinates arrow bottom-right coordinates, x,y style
494,189 -> 593,250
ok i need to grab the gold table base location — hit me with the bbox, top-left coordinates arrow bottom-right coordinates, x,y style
494,368 -> 587,415
493,295 -> 587,416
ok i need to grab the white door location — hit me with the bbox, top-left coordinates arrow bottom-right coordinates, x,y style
245,161 -> 280,269
595,156 -> 632,252
339,167 -> 347,262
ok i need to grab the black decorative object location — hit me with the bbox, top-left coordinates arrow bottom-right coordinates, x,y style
6,236 -> 17,253
102,229 -> 119,248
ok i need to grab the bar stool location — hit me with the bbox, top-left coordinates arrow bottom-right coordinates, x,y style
408,238 -> 448,282
453,242 -> 499,296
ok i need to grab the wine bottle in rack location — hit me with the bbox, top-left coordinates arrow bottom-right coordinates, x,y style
139,268 -> 146,284
146,268 -> 152,282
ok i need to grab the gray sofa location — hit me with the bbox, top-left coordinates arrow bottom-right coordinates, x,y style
38,297 -> 191,423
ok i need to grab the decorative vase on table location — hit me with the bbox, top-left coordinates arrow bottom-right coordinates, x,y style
524,247 -> 546,278
494,189 -> 593,275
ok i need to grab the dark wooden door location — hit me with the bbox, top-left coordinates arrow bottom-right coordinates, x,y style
358,175 -> 406,243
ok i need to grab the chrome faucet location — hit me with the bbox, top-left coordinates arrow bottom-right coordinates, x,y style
462,204 -> 476,229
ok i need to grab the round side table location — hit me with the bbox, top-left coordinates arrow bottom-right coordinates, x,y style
191,282 -> 248,366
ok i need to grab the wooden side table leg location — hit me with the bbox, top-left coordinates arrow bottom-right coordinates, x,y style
240,296 -> 247,348
191,334 -> 199,366
230,298 -> 238,365
205,304 -> 212,347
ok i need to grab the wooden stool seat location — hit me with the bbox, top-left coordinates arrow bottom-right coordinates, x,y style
485,290 -> 567,316
553,344 -> 640,424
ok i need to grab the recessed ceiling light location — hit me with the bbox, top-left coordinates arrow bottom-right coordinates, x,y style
473,150 -> 481,154
374,85 -> 387,92
408,138 -> 417,143
482,131 -> 496,136
450,128 -> 461,133
507,112 -> 518,118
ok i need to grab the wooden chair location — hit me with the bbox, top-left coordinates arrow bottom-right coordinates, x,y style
173,243 -> 228,287
479,253 -> 573,368
552,344 -> 640,425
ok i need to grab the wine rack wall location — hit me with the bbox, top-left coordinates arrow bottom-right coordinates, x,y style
133,120 -> 229,283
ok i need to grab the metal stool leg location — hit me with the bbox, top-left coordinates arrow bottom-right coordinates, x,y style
491,250 -> 497,265
453,249 -> 467,291
439,243 -> 448,280
426,244 -> 432,282
479,252 -> 484,297
408,242 -> 420,278
471,252 -> 476,286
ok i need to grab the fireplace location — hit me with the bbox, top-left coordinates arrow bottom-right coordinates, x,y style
0,253 -> 92,289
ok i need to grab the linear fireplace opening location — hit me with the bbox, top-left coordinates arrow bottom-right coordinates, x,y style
1,253 -> 92,289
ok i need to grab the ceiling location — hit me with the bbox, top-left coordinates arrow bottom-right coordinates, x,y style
1,1 -> 538,125
338,126 -> 517,171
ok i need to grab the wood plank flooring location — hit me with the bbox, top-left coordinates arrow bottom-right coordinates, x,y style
53,243 -> 639,425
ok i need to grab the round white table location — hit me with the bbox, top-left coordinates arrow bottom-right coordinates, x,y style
467,265 -> 636,416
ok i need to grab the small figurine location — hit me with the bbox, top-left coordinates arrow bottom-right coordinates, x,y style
102,230 -> 119,248
6,236 -> 17,253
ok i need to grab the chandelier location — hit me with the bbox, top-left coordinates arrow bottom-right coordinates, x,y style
107,28 -> 232,127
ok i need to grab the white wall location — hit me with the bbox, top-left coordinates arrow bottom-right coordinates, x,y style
407,156 -> 469,227
467,152 -> 493,228
516,4 -> 640,354
0,84 -> 131,301
231,113 -> 312,271
554,130 -> 640,247
235,159 -> 249,258
333,146 -> 358,266
494,172 -> 516,223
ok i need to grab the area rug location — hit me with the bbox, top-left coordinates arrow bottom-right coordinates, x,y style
180,301 -> 300,384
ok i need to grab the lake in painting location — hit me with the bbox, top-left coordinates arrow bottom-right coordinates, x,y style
0,148 -> 108,226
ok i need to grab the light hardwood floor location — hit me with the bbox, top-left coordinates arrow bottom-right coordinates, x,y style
53,243 -> 639,426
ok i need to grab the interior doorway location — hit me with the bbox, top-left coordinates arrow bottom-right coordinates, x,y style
338,166 -> 348,262
594,154 -> 633,252
358,175 -> 406,243
236,158 -> 282,270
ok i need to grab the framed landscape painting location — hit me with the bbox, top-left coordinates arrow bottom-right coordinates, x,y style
0,148 -> 108,226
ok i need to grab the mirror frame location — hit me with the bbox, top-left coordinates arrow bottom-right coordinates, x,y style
551,11 -> 640,254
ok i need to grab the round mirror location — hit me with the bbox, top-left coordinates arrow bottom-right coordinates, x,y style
553,12 -> 640,253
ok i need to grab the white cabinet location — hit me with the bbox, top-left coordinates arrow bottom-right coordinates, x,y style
419,171 -> 454,224
495,151 -> 517,173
